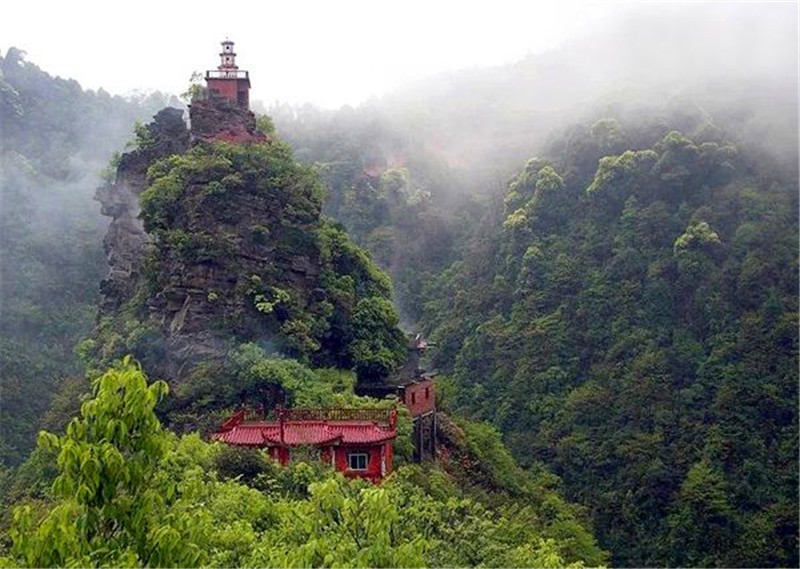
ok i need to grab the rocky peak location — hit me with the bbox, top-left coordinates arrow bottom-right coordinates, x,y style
189,95 -> 267,144
94,98 -> 405,384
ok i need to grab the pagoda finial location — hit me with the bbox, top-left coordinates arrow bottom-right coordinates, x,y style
219,39 -> 237,69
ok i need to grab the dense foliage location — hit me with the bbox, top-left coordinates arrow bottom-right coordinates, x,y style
421,116 -> 799,566
0,48 -> 181,465
0,358 -> 607,568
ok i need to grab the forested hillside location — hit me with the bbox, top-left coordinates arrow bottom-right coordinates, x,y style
0,48 -> 182,465
264,18 -> 798,563
420,111 -> 798,566
85,96 -> 409,416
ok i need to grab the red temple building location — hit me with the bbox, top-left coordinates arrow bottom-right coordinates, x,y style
205,39 -> 250,108
212,336 -> 437,481
212,407 -> 397,482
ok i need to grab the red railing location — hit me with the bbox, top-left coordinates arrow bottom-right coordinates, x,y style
277,407 -> 392,424
216,405 -> 397,432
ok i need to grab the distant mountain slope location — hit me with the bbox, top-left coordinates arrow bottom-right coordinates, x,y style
420,110 -> 799,566
0,47 -> 181,465
274,3 -> 796,194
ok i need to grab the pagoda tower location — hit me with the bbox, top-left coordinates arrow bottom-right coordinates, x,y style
205,39 -> 250,108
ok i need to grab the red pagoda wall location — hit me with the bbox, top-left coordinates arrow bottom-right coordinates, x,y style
237,84 -> 249,108
207,79 -> 249,107
207,79 -> 238,101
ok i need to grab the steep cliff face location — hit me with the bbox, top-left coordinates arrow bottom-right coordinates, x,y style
94,97 -> 406,383
138,140 -> 325,377
95,107 -> 190,312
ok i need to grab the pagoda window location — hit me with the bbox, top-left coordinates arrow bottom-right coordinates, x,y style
348,452 -> 368,471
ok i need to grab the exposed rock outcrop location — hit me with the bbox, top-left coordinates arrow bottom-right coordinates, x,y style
96,95 -> 265,317
189,95 -> 267,144
95,107 -> 190,312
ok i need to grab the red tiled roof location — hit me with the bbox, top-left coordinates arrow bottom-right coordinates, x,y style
212,420 -> 396,447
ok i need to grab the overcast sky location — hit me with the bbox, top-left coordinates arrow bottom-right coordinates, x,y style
0,0 -> 644,108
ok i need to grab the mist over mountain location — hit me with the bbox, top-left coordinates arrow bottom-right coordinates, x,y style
271,3 -> 795,195
265,3 -> 796,327
263,7 -> 798,565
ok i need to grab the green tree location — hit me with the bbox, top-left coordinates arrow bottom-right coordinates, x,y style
3,357 -> 203,568
665,460 -> 736,566
349,297 -> 408,380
